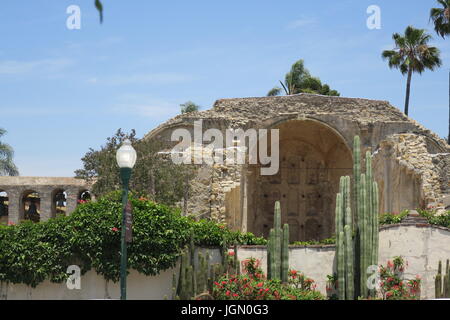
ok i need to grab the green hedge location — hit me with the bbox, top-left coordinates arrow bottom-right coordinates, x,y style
0,191 -> 264,287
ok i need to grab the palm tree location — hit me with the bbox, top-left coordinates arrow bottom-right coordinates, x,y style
430,0 -> 450,38
268,59 -> 340,97
382,26 -> 442,116
430,0 -> 450,144
0,128 -> 19,176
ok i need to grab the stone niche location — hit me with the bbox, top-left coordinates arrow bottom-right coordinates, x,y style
245,119 -> 352,242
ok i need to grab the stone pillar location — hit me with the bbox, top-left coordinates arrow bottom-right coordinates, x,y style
7,189 -> 20,225
240,170 -> 251,233
39,190 -> 52,222
66,188 -> 79,215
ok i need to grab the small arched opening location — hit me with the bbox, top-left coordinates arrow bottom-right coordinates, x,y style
21,190 -> 41,222
52,189 -> 67,217
78,190 -> 92,203
0,190 -> 8,225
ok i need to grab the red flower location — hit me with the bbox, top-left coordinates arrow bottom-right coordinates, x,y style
232,293 -> 238,297
7,221 -> 15,226
111,227 -> 119,232
228,251 -> 235,256
257,282 -> 263,288
226,290 -> 230,296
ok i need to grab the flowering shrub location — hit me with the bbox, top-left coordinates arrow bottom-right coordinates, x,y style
212,259 -> 324,300
379,256 -> 421,300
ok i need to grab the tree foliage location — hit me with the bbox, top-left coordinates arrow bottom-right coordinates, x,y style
267,59 -> 340,97
430,0 -> 450,38
0,128 -> 19,176
382,26 -> 442,115
75,129 -> 195,206
180,101 -> 201,114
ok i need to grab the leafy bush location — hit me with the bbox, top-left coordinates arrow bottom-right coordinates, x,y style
379,210 -> 409,225
379,209 -> 450,228
0,191 -> 265,287
418,209 -> 450,228
292,237 -> 336,246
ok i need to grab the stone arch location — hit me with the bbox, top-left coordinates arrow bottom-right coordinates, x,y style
52,188 -> 67,217
21,190 -> 41,222
246,119 -> 353,241
0,190 -> 8,224
78,189 -> 92,202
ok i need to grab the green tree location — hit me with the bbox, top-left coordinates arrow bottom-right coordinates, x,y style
75,129 -> 195,207
0,128 -> 19,176
430,0 -> 450,38
382,26 -> 442,116
430,0 -> 450,144
267,59 -> 340,97
180,101 -> 200,114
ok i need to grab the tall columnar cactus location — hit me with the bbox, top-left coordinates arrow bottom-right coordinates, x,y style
175,232 -> 240,300
335,136 -> 379,300
435,259 -> 450,298
267,201 -> 290,283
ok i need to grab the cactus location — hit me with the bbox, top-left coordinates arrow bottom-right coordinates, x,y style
435,259 -> 450,298
335,136 -> 379,299
281,223 -> 289,283
267,201 -> 290,283
175,231 -> 241,299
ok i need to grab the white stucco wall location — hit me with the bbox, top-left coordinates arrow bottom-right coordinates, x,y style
379,224 -> 450,299
1,225 -> 449,300
236,245 -> 335,294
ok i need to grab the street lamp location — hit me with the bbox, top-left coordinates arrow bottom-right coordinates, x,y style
116,139 -> 137,300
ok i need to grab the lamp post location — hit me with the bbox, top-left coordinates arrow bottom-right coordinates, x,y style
116,139 -> 137,300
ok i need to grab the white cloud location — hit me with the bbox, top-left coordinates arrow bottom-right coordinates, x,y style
0,58 -> 73,75
286,17 -> 316,30
112,96 -> 181,120
95,72 -> 195,86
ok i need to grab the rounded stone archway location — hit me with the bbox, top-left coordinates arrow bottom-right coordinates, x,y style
246,119 -> 353,241
0,190 -> 8,225
21,190 -> 41,222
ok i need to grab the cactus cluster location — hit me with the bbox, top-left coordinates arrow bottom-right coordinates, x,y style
267,201 -> 290,283
335,135 -> 379,299
174,232 -> 240,300
435,259 -> 450,299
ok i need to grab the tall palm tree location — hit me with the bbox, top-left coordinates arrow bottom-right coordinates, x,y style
382,26 -> 442,116
430,0 -> 450,38
430,0 -> 450,144
0,128 -> 19,176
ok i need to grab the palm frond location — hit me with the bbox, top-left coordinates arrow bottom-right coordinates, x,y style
267,87 -> 282,97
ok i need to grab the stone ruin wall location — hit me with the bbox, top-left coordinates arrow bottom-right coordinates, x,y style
147,95 -> 450,231
373,133 -> 450,214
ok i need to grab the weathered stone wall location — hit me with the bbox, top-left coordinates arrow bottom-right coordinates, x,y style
146,94 -> 450,235
373,134 -> 450,213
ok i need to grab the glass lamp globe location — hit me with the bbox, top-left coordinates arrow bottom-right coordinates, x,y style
116,139 -> 137,169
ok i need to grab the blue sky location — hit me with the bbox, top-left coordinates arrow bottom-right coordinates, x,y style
0,0 -> 448,177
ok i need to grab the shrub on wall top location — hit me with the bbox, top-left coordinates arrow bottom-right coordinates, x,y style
0,191 -> 264,287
